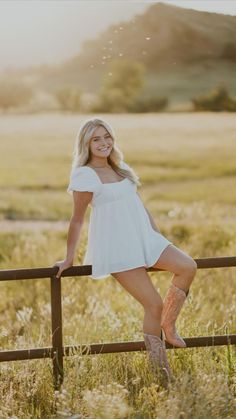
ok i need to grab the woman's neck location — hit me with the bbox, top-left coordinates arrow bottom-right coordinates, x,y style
88,158 -> 110,168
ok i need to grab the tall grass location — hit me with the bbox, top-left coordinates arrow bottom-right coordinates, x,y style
0,113 -> 235,417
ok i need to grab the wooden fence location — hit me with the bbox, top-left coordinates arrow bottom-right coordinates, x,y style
0,256 -> 235,389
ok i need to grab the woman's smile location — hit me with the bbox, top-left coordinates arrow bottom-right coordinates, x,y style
98,146 -> 111,152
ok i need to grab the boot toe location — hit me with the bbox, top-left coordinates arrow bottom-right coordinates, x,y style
162,327 -> 186,348
167,336 -> 186,348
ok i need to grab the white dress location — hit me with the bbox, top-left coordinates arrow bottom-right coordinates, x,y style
67,161 -> 173,280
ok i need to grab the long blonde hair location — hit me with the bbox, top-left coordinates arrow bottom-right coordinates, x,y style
71,117 -> 141,186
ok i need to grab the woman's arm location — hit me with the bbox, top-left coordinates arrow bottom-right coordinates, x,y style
137,191 -> 161,233
66,190 -> 93,262
65,218 -> 84,263
54,190 -> 93,277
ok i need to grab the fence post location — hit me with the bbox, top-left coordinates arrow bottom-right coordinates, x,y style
50,275 -> 64,389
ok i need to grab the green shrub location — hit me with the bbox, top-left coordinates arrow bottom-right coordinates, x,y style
127,95 -> 168,112
192,85 -> 236,111
90,88 -> 133,113
54,86 -> 81,112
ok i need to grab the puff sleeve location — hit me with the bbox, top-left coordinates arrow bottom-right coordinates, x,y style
67,166 -> 101,195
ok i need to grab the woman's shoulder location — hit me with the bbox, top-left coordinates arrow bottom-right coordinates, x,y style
67,165 -> 101,195
70,165 -> 99,179
71,164 -> 92,173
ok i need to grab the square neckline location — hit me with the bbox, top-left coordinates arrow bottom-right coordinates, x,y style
83,165 -> 128,185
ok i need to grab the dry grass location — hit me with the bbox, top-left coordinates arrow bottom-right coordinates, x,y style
0,113 -> 235,418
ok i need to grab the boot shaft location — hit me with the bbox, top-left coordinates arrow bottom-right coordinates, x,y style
161,283 -> 188,348
143,332 -> 172,386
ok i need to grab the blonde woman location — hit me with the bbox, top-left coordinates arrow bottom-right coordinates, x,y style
54,117 -> 197,385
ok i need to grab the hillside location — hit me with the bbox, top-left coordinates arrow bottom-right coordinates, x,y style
3,2 -> 236,107
74,2 -> 236,71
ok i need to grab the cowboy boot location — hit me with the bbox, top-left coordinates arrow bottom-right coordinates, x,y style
143,330 -> 172,387
161,283 -> 189,348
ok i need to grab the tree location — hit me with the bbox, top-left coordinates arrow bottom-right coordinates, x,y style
0,78 -> 33,111
93,59 -> 146,113
54,86 -> 81,112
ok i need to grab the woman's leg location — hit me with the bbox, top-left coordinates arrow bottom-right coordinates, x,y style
111,266 -> 172,383
152,243 -> 197,293
151,243 -> 198,347
111,266 -> 163,336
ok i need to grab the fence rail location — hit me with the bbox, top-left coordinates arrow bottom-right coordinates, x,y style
0,256 -> 236,389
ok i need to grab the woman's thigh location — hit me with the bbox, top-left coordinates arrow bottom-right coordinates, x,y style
111,266 -> 163,309
151,243 -> 197,275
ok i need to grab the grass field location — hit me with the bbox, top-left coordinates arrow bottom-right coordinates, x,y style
0,113 -> 235,418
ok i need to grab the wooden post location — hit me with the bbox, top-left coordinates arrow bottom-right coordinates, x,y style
50,275 -> 64,389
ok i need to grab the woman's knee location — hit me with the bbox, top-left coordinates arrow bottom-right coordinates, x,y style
180,258 -> 197,278
143,297 -> 163,318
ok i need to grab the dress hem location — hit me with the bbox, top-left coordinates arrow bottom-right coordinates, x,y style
87,241 -> 173,280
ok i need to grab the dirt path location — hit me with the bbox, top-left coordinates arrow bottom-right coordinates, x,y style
0,220 -> 70,232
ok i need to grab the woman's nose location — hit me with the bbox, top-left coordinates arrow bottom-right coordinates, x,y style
101,138 -> 110,145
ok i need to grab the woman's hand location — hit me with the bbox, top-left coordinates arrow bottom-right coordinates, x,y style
53,259 -> 73,279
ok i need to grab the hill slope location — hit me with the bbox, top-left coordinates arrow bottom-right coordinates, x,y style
4,3 -> 236,107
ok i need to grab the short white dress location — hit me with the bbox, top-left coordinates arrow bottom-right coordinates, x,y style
67,161 -> 173,279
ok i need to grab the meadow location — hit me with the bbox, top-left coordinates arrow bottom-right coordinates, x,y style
0,112 -> 235,418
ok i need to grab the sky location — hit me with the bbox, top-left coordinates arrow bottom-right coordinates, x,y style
0,0 -> 236,72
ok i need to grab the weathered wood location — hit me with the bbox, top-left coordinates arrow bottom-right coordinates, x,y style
50,276 -> 64,389
0,256 -> 235,390
0,256 -> 236,281
0,334 -> 235,363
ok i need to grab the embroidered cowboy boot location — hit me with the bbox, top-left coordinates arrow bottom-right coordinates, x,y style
143,330 -> 172,387
161,283 -> 189,348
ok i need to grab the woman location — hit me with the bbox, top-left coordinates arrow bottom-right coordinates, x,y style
54,117 -> 197,385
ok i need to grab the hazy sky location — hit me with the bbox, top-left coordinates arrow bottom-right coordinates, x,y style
1,0 -> 236,71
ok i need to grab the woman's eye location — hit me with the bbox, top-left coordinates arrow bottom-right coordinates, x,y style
93,136 -> 110,142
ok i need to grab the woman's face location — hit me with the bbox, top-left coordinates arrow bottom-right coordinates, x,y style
89,125 -> 113,158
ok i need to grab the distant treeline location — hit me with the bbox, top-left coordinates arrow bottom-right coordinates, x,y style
1,59 -> 236,113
